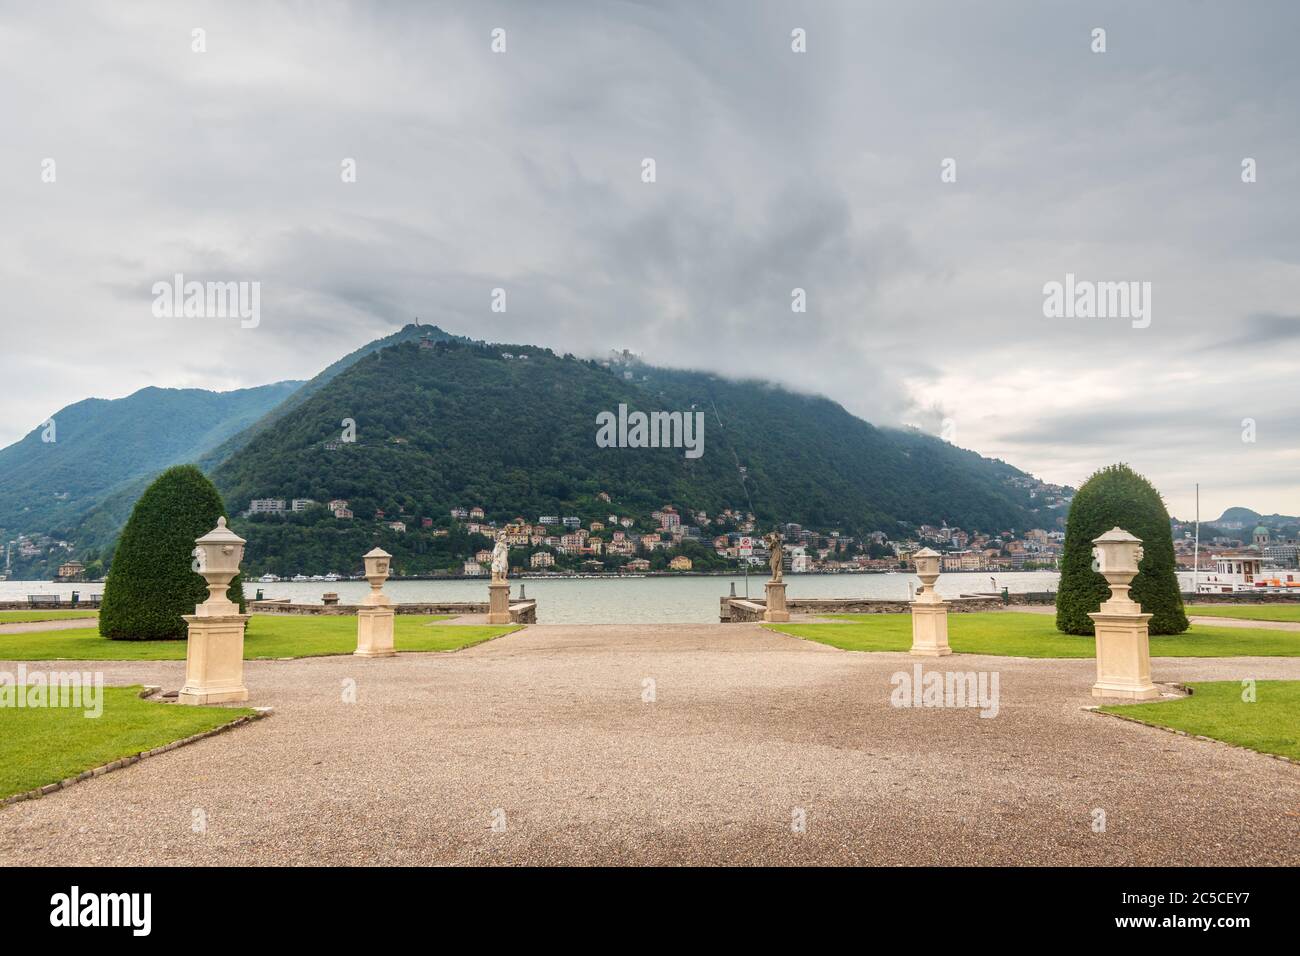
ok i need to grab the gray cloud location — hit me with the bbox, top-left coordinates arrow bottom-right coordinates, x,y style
1,0 -> 1297,520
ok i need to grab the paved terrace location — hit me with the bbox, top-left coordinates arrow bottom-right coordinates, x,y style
2,623 -> 1297,866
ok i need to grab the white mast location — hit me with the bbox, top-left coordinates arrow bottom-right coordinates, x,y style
1192,483 -> 1200,594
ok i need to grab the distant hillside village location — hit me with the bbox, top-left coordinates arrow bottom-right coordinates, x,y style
1,475 -> 1075,581
11,481 -> 1300,583
221,490 -> 1069,578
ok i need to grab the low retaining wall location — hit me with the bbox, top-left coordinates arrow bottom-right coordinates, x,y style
1182,592 -> 1300,604
720,595 -> 1006,622
726,600 -> 766,623
249,599 -> 537,624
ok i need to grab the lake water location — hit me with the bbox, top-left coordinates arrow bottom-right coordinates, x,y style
0,571 -> 1086,624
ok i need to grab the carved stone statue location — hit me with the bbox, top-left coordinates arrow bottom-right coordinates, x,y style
490,530 -> 510,582
764,532 -> 784,583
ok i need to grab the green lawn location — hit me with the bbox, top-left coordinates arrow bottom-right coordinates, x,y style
1100,681 -> 1300,761
0,610 -> 100,624
0,686 -> 253,799
0,614 -> 520,661
1187,604 -> 1300,624
766,611 -> 1300,657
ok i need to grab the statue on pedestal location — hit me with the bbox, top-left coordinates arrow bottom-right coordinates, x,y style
490,530 -> 510,583
764,532 -> 784,583
487,529 -> 512,624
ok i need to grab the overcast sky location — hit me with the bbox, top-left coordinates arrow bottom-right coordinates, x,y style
2,1 -> 1296,520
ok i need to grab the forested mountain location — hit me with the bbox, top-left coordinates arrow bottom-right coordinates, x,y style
0,382 -> 300,539
0,325 -> 464,571
210,336 -> 1051,573
5,324 -> 1061,577
194,323 -> 460,470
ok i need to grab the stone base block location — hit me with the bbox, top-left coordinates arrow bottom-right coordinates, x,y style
909,601 -> 951,656
763,581 -> 789,622
488,582 -> 512,625
1091,682 -> 1161,701
355,606 -> 396,657
178,685 -> 250,705
1089,610 -> 1157,700
179,613 -> 249,706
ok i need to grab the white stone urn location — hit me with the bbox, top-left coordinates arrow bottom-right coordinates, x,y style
362,547 -> 392,607
912,547 -> 942,604
1092,527 -> 1144,612
191,517 -> 245,617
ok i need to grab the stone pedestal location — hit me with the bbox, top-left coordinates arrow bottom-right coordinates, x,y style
179,613 -> 250,704
1089,610 -> 1158,699
1087,527 -> 1159,700
355,606 -> 396,657
909,600 -> 952,656
488,581 -> 512,625
763,581 -> 789,622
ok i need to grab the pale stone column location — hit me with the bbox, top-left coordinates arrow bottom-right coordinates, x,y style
355,547 -> 396,657
909,547 -> 951,656
487,580 -> 512,625
762,579 -> 789,622
179,517 -> 250,705
1089,528 -> 1159,700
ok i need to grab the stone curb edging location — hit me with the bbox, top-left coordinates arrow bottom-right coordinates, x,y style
1087,689 -> 1298,767
1,686 -> 273,809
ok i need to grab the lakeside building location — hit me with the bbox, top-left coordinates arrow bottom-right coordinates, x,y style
463,561 -> 483,576
57,560 -> 85,579
247,498 -> 286,515
530,552 -> 555,569
1196,549 -> 1299,593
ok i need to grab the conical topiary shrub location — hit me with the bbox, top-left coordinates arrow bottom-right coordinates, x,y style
1056,463 -> 1188,636
99,465 -> 246,640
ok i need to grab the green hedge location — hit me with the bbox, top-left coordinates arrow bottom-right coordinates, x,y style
1056,463 -> 1188,636
99,465 -> 245,640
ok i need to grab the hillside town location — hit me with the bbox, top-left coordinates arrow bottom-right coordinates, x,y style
9,481 -> 1299,584
226,492 -> 1071,577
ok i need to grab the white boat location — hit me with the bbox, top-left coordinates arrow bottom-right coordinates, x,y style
322,572 -> 340,582
291,574 -> 310,582
1195,551 -> 1299,594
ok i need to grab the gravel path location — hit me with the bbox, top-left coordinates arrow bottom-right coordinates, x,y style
2,623 -> 1296,866
1186,615 -> 1300,631
0,618 -> 97,634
